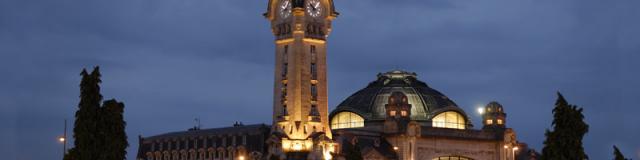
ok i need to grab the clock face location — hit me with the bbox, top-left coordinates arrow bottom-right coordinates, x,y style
305,0 -> 322,17
279,0 -> 292,18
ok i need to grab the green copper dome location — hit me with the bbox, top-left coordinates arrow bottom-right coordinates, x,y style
330,70 -> 469,123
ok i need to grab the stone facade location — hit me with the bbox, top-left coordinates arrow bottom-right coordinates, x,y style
136,124 -> 270,160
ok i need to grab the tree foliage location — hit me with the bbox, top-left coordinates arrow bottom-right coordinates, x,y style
613,145 -> 628,160
65,67 -> 128,160
541,92 -> 589,160
100,99 -> 128,160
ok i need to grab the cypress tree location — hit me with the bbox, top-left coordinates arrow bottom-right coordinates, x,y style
541,92 -> 589,160
69,67 -> 103,160
613,145 -> 628,160
99,99 -> 128,160
65,67 -> 128,160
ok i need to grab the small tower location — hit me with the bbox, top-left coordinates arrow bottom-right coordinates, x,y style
384,92 -> 412,133
482,101 -> 507,130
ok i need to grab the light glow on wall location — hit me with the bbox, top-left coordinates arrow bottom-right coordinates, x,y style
281,139 -> 313,152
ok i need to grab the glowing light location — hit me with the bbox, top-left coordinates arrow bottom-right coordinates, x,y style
292,143 -> 303,151
58,137 -> 65,142
477,107 -> 485,114
238,156 -> 245,160
393,146 -> 399,150
281,139 -> 313,152
513,147 -> 519,151
504,145 -> 509,149
323,151 -> 332,160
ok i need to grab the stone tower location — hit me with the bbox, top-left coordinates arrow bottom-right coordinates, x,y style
264,0 -> 338,159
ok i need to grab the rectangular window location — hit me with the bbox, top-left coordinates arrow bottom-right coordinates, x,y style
207,138 -> 214,147
311,85 -> 317,100
390,111 -> 396,116
311,63 -> 317,80
401,111 -> 407,116
486,119 -> 493,125
242,135 -> 247,145
497,119 -> 503,125
282,45 -> 288,78
232,136 -> 237,146
310,45 -> 317,62
172,141 -> 176,150
164,141 -> 169,150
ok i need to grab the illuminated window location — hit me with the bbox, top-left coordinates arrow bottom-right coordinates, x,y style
432,156 -> 473,160
401,111 -> 407,117
331,112 -> 364,129
486,119 -> 493,125
497,119 -> 503,125
390,111 -> 396,116
432,111 -> 466,129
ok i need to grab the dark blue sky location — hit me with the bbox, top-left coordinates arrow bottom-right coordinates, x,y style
1,0 -> 639,159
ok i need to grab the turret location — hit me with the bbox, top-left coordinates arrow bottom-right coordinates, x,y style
482,101 -> 507,130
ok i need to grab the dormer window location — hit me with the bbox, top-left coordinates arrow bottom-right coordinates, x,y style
432,111 -> 466,129
486,119 -> 493,125
497,119 -> 503,125
331,112 -> 364,129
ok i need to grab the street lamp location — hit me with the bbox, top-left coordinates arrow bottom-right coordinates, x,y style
60,119 -> 68,159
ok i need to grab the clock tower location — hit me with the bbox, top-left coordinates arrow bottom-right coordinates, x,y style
264,0 -> 338,159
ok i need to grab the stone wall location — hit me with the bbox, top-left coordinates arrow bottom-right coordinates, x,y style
414,137 -> 504,160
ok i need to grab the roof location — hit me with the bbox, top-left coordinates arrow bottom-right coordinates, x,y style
330,70 -> 468,122
143,124 -> 271,141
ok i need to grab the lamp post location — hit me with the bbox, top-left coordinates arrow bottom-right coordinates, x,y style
59,119 -> 67,158
512,146 -> 519,160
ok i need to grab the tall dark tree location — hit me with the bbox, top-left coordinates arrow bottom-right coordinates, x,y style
541,92 -> 589,160
613,145 -> 628,160
342,140 -> 363,160
68,67 -> 103,160
99,99 -> 128,160
65,67 -> 128,160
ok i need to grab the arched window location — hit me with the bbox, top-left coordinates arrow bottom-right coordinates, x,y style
330,112 -> 364,129
432,111 -> 466,129
432,156 -> 473,160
